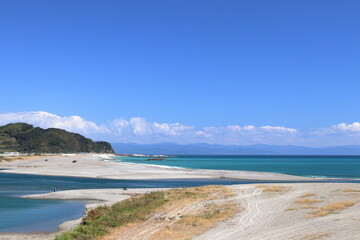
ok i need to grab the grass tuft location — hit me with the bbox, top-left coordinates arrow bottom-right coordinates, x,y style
55,191 -> 167,240
299,193 -> 316,198
301,232 -> 331,240
342,189 -> 360,193
310,201 -> 355,217
302,205 -> 317,209
256,185 -> 288,192
295,199 -> 320,204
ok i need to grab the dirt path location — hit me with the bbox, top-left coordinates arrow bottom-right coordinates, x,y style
101,186 -> 239,240
194,183 -> 360,240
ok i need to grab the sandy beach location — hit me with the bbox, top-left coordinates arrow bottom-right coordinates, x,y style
0,154 -> 308,181
1,183 -> 359,240
1,155 -> 359,240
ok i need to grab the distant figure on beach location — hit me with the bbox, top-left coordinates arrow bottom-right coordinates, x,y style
123,187 -> 127,190
53,188 -> 56,192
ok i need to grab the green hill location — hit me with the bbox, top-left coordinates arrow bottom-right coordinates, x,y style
0,123 -> 114,154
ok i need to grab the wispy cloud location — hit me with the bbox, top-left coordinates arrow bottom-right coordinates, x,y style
311,122 -> 360,136
1,111 -> 360,146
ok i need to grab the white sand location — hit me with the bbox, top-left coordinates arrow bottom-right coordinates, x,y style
194,183 -> 360,240
2,183 -> 360,240
0,154 -> 308,181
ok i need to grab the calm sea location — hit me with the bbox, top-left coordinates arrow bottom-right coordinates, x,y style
115,155 -> 360,179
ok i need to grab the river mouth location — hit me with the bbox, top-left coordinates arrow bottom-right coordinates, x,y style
0,173 -> 255,233
1,172 -> 360,233
0,192 -> 85,233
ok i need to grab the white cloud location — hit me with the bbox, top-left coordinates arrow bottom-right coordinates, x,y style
312,122 -> 360,136
259,126 -> 297,133
0,111 -> 109,135
109,117 -> 193,139
8,111 -> 360,146
332,122 -> 360,132
0,111 -> 299,144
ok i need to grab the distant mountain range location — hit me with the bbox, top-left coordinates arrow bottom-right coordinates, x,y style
112,142 -> 360,155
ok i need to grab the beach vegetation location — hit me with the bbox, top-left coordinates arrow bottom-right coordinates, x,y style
302,205 -> 317,209
55,191 -> 167,240
295,199 -> 320,204
56,185 -> 239,240
342,189 -> 360,193
301,232 -> 331,240
256,185 -> 288,192
310,201 -> 355,217
299,193 -> 316,198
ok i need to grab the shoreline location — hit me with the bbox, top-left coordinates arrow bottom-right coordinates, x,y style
2,182 -> 360,240
1,154 -> 360,239
0,154 -> 310,181
1,154 -> 360,181
0,188 -> 166,240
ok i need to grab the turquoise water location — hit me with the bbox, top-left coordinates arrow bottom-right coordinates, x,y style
0,173 -> 257,233
115,155 -> 360,179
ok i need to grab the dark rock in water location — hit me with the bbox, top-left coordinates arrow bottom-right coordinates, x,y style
145,158 -> 167,161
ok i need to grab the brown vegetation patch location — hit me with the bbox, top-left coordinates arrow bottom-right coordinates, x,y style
321,201 -> 355,211
299,193 -> 316,198
256,185 -> 289,192
310,201 -> 355,217
301,232 -> 331,240
101,185 -> 239,240
295,199 -> 320,204
302,205 -> 317,209
150,202 -> 237,240
343,189 -> 360,193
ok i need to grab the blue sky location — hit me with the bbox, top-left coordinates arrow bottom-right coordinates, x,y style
0,1 -> 359,146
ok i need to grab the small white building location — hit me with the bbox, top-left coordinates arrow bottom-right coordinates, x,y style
0,152 -> 20,157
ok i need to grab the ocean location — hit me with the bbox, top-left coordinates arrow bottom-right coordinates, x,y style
115,155 -> 360,179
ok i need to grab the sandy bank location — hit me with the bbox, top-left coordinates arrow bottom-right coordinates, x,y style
195,183 -> 360,240
2,183 -> 360,240
0,154 -> 308,181
0,188 -> 165,240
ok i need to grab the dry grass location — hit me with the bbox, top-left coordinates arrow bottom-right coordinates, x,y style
310,201 -> 355,217
321,201 -> 355,211
0,156 -> 12,162
302,205 -> 317,209
101,185 -> 240,240
299,193 -> 316,198
0,155 -> 42,162
150,202 -> 238,240
343,189 -> 360,193
301,232 -> 331,240
256,185 -> 288,192
295,199 -> 320,204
